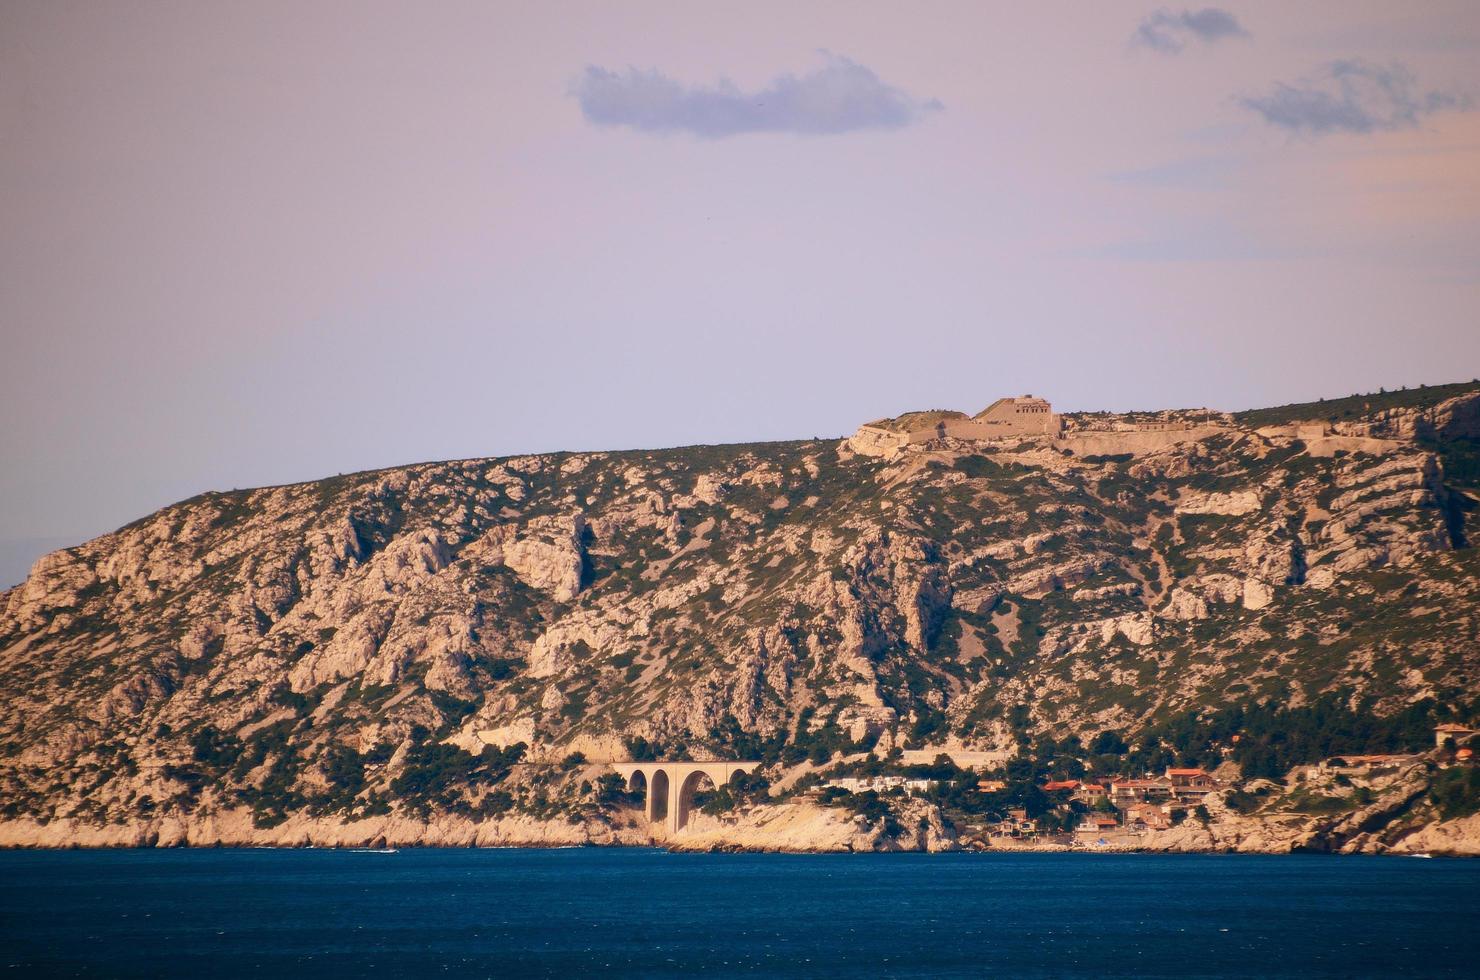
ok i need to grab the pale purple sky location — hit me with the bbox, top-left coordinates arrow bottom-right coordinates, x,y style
3,1 -> 1480,586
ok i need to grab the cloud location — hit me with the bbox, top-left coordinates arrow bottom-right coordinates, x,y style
1241,60 -> 1470,135
1133,8 -> 1248,53
572,54 -> 941,138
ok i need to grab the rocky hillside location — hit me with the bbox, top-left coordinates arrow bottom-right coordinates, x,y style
2,381 -> 1478,850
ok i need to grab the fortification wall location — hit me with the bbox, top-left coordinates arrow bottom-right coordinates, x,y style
1255,424 -> 1330,442
1301,435 -> 1404,458
848,426 -> 911,458
1253,424 -> 1402,457
1059,424 -> 1228,457
974,398 -> 1059,437
942,417 -> 1061,441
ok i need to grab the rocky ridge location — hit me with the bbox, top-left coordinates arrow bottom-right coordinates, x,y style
2,382 -> 1478,853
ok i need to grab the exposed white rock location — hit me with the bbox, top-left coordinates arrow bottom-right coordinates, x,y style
483,514 -> 587,601
6,549 -> 97,631
1242,577 -> 1275,611
288,603 -> 397,690
1176,489 -> 1261,516
540,684 -> 567,714
1160,587 -> 1208,621
952,586 -> 1004,614
1100,612 -> 1156,646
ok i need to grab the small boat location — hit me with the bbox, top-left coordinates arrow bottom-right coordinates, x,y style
1409,852 -> 1434,859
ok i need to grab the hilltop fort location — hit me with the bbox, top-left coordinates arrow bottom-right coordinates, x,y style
848,396 -> 1061,457
847,390 -> 1480,464
847,395 -> 1242,458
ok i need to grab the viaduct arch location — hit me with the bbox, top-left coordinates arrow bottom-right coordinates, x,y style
611,761 -> 760,835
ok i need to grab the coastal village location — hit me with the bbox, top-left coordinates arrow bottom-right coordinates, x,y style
810,721 -> 1478,850
799,722 -> 1480,852
600,712 -> 1479,854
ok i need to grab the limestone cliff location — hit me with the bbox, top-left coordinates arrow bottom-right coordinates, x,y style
2,382 -> 1478,852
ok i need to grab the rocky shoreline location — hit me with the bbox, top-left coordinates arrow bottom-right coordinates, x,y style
4,802 -> 1477,857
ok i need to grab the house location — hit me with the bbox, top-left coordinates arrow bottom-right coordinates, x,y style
1165,767 -> 1215,789
1042,780 -> 1081,793
1435,723 -> 1479,749
977,779 -> 1007,793
1075,814 -> 1120,835
995,807 -> 1038,837
1109,779 -> 1172,804
1124,803 -> 1172,832
1073,782 -> 1110,805
1165,768 -> 1217,802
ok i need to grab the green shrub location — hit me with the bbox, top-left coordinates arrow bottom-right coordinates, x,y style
190,726 -> 242,770
1430,766 -> 1480,820
390,741 -> 526,816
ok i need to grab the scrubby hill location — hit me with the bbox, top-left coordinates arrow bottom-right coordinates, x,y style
2,383 -> 1478,851
1233,379 -> 1480,430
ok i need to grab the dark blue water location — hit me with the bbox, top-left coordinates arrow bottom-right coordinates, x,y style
1,849 -> 1475,978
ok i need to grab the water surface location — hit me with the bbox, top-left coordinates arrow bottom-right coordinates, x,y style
1,848 -> 1474,977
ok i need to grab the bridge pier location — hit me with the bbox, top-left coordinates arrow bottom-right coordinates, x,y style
612,761 -> 760,835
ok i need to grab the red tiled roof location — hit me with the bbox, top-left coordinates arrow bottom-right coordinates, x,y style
1042,780 -> 1081,791
1166,768 -> 1207,777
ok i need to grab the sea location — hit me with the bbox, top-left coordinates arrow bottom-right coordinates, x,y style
1,848 -> 1475,978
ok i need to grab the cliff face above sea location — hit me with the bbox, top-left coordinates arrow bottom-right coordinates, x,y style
3,382 -> 1479,854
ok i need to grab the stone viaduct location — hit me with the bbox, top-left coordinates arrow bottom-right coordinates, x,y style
611,761 -> 760,835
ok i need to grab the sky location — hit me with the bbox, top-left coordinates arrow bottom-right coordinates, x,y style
3,1 -> 1480,587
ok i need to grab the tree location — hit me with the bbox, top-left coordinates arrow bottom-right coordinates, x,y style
624,736 -> 659,761
594,773 -> 633,807
730,770 -> 771,805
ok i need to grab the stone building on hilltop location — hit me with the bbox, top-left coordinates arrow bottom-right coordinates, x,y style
849,395 -> 1061,457
968,395 -> 1059,438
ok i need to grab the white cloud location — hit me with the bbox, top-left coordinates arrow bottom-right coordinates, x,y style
573,54 -> 941,139
1133,8 -> 1248,54
1242,60 -> 1470,135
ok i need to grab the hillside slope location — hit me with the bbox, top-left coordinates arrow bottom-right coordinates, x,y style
2,384 -> 1478,851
